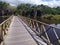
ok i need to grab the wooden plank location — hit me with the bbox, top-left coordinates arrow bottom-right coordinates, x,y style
4,16 -> 37,45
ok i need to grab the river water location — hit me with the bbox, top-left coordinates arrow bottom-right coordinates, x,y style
50,24 -> 60,28
44,24 -> 60,45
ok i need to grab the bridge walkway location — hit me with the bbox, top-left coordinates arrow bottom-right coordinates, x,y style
4,16 -> 37,45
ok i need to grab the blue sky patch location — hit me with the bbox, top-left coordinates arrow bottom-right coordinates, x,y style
56,0 -> 60,1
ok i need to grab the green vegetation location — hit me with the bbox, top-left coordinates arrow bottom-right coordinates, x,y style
0,1 -> 14,16
41,15 -> 60,24
0,1 -> 14,23
16,4 -> 60,16
0,16 -> 9,23
16,4 -> 60,19
15,4 -> 60,24
0,1 -> 60,24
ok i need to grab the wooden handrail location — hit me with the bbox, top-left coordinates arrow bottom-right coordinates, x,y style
19,15 -> 60,45
0,15 -> 13,45
19,16 -> 60,30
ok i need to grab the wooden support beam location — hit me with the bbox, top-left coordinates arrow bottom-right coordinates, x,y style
53,28 -> 60,43
42,25 -> 50,43
41,36 -> 53,45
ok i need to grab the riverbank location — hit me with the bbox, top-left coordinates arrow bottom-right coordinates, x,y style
41,15 -> 60,24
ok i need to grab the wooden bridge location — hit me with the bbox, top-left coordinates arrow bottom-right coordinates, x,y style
0,15 -> 60,45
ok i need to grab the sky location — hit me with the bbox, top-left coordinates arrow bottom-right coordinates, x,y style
0,0 -> 60,7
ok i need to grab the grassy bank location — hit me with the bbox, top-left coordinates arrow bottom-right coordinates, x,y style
41,14 -> 60,24
0,16 -> 9,23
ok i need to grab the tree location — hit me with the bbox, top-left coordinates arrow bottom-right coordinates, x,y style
16,3 -> 60,20
0,1 -> 9,16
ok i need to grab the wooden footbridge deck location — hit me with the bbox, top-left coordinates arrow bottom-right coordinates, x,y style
4,16 -> 37,45
0,15 -> 60,45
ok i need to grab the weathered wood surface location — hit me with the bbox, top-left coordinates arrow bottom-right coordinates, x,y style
0,15 -> 13,45
4,16 -> 37,45
19,15 -> 60,45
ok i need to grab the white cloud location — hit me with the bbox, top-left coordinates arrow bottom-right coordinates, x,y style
1,0 -> 60,7
33,0 -> 60,7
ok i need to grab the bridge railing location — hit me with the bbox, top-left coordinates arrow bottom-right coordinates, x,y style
0,15 -> 13,45
19,15 -> 60,45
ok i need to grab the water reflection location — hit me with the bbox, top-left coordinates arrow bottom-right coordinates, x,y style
50,24 -> 60,28
46,24 -> 60,45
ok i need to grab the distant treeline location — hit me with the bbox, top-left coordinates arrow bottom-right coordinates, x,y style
0,1 -> 60,19
15,4 -> 60,20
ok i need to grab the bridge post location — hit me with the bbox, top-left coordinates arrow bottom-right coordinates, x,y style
0,25 -> 4,44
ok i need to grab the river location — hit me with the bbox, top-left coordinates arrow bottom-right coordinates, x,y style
44,24 -> 60,45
